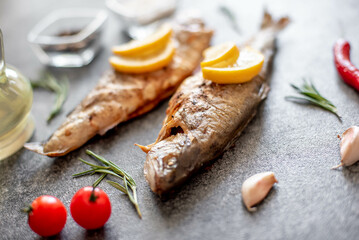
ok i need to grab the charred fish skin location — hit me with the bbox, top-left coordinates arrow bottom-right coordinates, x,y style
24,19 -> 213,157
142,12 -> 289,195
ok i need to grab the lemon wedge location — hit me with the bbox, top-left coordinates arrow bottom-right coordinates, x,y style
112,23 -> 172,57
109,40 -> 175,73
201,42 -> 239,68
201,46 -> 264,84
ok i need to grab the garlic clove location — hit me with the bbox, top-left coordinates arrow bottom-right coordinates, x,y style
241,172 -> 277,212
332,126 -> 359,169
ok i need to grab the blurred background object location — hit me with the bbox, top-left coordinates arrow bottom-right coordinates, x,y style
28,9 -> 108,67
0,30 -> 34,160
106,0 -> 177,39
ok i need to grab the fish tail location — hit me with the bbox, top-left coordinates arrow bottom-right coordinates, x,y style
261,10 -> 290,31
24,142 -> 70,157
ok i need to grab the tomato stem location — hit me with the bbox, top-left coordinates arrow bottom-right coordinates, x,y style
89,187 -> 99,202
21,205 -> 33,214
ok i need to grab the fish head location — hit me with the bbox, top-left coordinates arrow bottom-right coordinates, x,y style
144,131 -> 201,195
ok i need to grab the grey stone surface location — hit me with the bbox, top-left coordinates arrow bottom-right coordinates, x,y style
1,0 -> 359,239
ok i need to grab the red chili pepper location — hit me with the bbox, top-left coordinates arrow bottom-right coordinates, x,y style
334,39 -> 359,91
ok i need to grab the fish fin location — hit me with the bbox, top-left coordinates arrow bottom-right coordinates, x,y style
259,83 -> 270,100
135,143 -> 154,153
24,142 -> 43,152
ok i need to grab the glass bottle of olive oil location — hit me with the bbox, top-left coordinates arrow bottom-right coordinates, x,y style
0,30 -> 34,160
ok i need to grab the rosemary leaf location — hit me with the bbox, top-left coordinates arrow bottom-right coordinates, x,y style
94,169 -> 124,180
285,79 -> 341,121
290,83 -> 301,92
31,72 -> 69,123
106,180 -> 127,194
123,177 -> 142,219
219,5 -> 240,34
73,169 -> 95,177
124,177 -> 134,203
86,150 -> 111,165
133,193 -> 142,218
132,185 -> 139,211
78,157 -> 110,169
93,173 -> 107,188
48,77 -> 68,122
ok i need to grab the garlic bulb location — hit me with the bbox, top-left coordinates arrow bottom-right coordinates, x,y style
241,172 -> 277,211
333,126 -> 359,169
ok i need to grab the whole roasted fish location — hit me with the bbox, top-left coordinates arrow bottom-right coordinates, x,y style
25,19 -> 213,157
138,12 -> 289,195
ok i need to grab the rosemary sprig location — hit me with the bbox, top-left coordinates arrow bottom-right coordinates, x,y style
86,150 -> 136,187
31,72 -> 69,123
219,5 -> 240,34
73,150 -> 142,218
285,79 -> 341,121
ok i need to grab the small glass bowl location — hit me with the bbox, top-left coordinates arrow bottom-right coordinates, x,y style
28,9 -> 108,67
106,0 -> 176,39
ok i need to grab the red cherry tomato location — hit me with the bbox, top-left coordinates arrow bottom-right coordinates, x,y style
70,186 -> 111,230
27,195 -> 67,237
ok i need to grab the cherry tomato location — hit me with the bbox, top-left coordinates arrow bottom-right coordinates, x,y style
70,186 -> 111,230
27,195 -> 67,237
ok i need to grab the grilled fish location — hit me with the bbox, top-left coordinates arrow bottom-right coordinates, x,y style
138,12 -> 289,195
25,19 -> 213,157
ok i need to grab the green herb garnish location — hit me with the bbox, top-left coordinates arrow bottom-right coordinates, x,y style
285,79 -> 341,121
31,72 -> 68,123
219,5 -> 240,34
74,150 -> 142,219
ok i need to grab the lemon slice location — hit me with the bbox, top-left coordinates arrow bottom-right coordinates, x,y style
112,23 -> 172,57
201,42 -> 240,68
109,40 -> 175,73
201,47 -> 264,84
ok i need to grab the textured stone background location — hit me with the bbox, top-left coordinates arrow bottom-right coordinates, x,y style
1,0 -> 359,239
